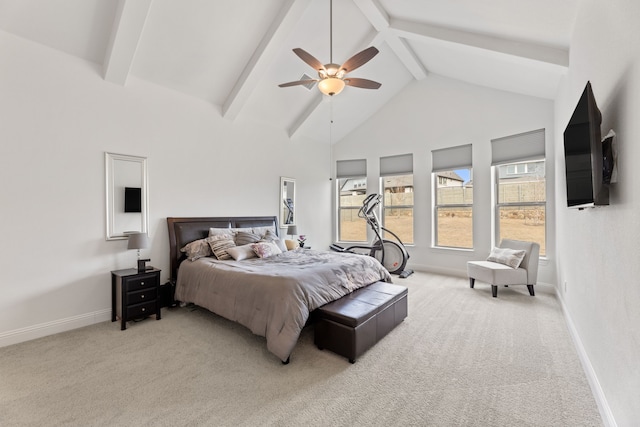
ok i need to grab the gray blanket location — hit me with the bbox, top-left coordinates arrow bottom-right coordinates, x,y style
176,249 -> 392,362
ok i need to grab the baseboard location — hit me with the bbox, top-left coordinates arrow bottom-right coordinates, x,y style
556,292 -> 618,427
0,309 -> 112,348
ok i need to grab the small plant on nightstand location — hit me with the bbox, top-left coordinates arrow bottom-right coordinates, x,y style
297,235 -> 307,248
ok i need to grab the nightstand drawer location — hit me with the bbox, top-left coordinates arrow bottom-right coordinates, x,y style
125,273 -> 158,292
128,288 -> 157,305
127,301 -> 157,319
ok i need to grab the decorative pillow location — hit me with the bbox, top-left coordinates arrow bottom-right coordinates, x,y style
263,229 -> 288,252
284,239 -> 299,251
226,244 -> 258,261
252,241 -> 283,259
207,236 -> 236,260
180,238 -> 212,261
235,231 -> 262,246
487,247 -> 526,269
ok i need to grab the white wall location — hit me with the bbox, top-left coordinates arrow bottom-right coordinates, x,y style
554,1 -> 640,425
334,74 -> 556,283
0,31 -> 332,343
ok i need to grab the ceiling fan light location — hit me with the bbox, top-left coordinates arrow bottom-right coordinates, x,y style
318,77 -> 345,96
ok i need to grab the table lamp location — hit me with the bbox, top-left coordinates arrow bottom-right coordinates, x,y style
127,232 -> 150,272
287,225 -> 298,240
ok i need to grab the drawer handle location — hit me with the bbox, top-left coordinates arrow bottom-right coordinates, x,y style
140,281 -> 145,286
141,294 -> 145,299
141,308 -> 146,312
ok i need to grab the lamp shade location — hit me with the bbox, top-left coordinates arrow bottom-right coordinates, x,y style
127,232 -> 149,250
287,225 -> 298,236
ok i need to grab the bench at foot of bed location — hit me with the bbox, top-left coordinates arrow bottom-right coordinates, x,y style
314,281 -> 408,363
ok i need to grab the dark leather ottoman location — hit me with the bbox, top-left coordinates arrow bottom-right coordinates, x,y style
314,281 -> 408,363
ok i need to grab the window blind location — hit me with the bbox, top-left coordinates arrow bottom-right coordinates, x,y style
491,129 -> 545,165
380,153 -> 413,177
336,159 -> 366,178
432,144 -> 472,172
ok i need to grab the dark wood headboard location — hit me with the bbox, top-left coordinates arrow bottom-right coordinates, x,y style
166,216 -> 279,283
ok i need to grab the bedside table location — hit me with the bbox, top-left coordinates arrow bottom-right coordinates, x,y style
111,268 -> 161,330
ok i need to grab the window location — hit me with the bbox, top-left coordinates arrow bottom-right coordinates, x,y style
492,129 -> 546,256
433,169 -> 473,248
380,154 -> 414,244
496,160 -> 546,256
432,144 -> 473,249
336,159 -> 367,242
381,175 -> 414,244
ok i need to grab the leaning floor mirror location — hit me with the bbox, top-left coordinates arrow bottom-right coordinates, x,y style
280,177 -> 296,227
105,152 -> 148,240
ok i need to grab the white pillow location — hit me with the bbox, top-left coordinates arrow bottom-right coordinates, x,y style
263,229 -> 287,252
226,244 -> 258,261
487,247 -> 526,269
252,241 -> 283,258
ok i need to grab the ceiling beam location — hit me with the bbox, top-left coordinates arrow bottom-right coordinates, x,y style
222,0 -> 313,121
391,18 -> 569,68
288,94 -> 323,138
353,0 -> 427,80
103,0 -> 153,85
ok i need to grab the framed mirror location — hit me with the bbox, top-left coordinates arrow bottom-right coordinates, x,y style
280,177 -> 296,227
105,152 -> 148,240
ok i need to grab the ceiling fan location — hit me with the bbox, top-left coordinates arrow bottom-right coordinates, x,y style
278,0 -> 381,96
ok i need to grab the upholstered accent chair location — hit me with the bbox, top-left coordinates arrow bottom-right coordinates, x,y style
467,239 -> 540,298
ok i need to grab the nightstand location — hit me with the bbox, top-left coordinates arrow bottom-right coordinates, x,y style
111,268 -> 161,330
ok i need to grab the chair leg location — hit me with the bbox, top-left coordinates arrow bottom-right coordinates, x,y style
527,285 -> 535,296
469,278 -> 475,289
491,285 -> 498,298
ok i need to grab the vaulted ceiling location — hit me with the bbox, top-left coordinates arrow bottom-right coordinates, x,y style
0,0 -> 579,143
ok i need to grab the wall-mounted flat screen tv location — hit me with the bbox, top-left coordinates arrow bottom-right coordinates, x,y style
563,81 -> 609,209
124,187 -> 142,213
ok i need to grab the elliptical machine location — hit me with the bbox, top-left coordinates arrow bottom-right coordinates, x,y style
330,193 -> 414,278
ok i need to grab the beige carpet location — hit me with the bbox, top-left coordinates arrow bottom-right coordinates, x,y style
0,272 -> 602,426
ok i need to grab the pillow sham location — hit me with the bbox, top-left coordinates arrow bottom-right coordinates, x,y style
207,236 -> 236,260
180,238 -> 212,261
235,231 -> 262,246
208,228 -> 235,239
226,244 -> 258,261
252,241 -> 282,259
487,247 -> 526,269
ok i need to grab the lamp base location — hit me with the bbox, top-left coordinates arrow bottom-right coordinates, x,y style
137,258 -> 151,273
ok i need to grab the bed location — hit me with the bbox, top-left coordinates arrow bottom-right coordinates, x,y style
167,216 -> 392,363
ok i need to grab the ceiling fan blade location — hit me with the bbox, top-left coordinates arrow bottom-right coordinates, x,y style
340,46 -> 379,73
292,48 -> 325,72
344,78 -> 382,89
278,79 -> 318,88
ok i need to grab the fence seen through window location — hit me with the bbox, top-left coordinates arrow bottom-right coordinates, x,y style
434,169 -> 473,249
496,161 -> 546,256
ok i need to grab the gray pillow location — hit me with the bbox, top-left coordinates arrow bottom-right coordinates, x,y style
235,231 -> 261,246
